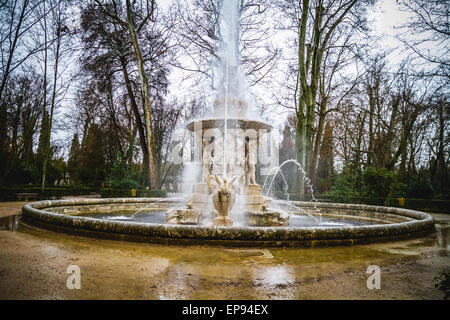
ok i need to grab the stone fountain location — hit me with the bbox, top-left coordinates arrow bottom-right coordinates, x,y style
20,0 -> 436,246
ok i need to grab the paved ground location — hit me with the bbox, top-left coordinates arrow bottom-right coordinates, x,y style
0,201 -> 448,299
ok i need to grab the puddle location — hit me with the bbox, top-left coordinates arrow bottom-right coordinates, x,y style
375,223 -> 449,258
253,265 -> 295,287
0,214 -> 21,231
437,225 -> 449,249
223,248 -> 274,259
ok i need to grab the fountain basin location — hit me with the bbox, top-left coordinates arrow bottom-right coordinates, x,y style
22,198 -> 435,247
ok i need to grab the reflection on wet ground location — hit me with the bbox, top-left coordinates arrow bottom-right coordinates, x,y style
0,206 -> 448,299
0,214 -> 21,231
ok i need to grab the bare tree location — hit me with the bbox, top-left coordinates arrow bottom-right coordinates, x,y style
39,0 -> 73,189
397,0 -> 450,79
0,0 -> 57,100
92,0 -> 161,189
272,0 -> 374,194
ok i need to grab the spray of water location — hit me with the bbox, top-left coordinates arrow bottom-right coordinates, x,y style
131,197 -> 186,218
262,159 -> 321,218
216,0 -> 242,177
223,62 -> 229,177
181,161 -> 200,195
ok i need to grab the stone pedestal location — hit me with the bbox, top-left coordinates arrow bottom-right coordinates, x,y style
166,202 -> 201,225
239,185 -> 290,227
245,209 -> 289,227
213,215 -> 233,226
240,184 -> 265,211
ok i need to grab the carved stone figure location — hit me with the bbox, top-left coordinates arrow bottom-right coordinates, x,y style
245,137 -> 258,185
202,137 -> 215,182
207,175 -> 240,226
212,132 -> 223,175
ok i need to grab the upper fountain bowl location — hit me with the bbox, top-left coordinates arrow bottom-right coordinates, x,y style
185,117 -> 272,132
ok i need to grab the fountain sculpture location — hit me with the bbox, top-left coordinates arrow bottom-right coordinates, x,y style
166,0 -> 287,227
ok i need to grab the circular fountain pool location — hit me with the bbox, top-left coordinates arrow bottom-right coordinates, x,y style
22,198 -> 435,247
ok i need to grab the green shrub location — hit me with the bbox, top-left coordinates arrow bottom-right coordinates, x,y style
361,166 -> 403,201
0,186 -> 100,201
328,166 -> 359,202
406,176 -> 434,199
137,189 -> 167,198
105,162 -> 141,190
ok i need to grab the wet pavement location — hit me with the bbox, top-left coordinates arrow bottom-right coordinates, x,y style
0,201 -> 448,299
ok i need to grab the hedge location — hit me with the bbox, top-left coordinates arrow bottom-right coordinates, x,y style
3,185 -> 445,213
0,186 -> 100,201
274,192 -> 450,214
0,186 -> 167,201
99,188 -> 167,198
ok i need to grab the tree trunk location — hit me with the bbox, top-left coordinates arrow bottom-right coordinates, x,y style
310,99 -> 327,189
119,56 -> 149,179
126,0 -> 158,189
295,110 -> 306,196
367,86 -> 375,166
40,0 -> 48,190
295,0 -> 310,196
42,10 -> 61,190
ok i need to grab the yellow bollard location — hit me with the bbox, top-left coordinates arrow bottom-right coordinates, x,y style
131,189 -> 136,197
398,197 -> 405,207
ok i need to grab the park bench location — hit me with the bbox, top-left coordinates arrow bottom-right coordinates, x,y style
15,193 -> 39,201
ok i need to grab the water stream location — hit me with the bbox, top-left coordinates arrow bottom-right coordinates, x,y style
130,197 -> 186,218
262,159 -> 321,217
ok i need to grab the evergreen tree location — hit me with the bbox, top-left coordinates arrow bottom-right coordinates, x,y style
79,123 -> 105,186
68,133 -> 81,185
317,121 -> 334,193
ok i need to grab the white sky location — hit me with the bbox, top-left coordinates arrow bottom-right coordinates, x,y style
371,0 -> 410,35
368,0 -> 414,63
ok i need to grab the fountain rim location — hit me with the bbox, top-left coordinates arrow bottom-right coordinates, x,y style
21,197 -> 435,247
